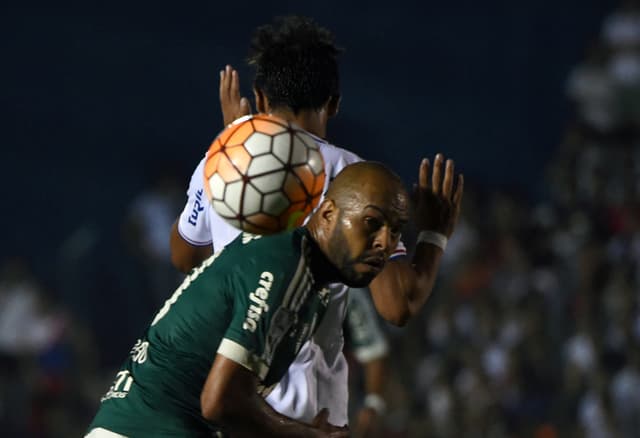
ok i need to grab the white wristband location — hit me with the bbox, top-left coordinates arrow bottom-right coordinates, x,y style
364,393 -> 387,415
417,230 -> 448,251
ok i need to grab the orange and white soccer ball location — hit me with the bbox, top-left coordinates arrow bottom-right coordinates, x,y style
203,114 -> 326,234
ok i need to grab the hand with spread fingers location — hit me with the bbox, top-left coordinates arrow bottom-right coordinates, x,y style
219,64 -> 252,126
413,153 -> 464,238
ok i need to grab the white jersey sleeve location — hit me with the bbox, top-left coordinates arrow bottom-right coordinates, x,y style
316,140 -> 363,189
176,156 -> 212,246
178,156 -> 242,252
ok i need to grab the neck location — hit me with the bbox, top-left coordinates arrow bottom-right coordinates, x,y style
270,108 -> 327,139
305,225 -> 342,285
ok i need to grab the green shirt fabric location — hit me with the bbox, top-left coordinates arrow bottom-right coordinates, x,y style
89,228 -> 331,437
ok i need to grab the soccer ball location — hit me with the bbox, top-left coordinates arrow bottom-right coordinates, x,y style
203,114 -> 326,234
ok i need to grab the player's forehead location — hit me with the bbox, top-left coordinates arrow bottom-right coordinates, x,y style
356,183 -> 409,219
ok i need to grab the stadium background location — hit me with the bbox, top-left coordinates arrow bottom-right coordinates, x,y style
3,1 -> 639,437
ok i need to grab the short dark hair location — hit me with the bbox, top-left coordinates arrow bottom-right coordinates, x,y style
248,15 -> 342,114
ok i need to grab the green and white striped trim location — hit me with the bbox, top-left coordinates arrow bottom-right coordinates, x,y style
218,338 -> 269,380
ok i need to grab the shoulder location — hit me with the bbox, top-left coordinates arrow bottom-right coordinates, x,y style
319,142 -> 362,166
189,155 -> 207,184
221,230 -> 307,277
215,230 -> 311,317
184,154 -> 208,199
313,137 -> 363,179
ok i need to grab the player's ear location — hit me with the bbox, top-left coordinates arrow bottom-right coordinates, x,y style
318,199 -> 337,225
326,95 -> 340,118
254,88 -> 268,113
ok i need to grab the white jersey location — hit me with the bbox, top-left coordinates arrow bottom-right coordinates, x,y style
177,134 -> 405,426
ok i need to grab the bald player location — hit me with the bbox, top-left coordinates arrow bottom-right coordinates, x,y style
172,16 -> 463,427
86,160 -> 462,437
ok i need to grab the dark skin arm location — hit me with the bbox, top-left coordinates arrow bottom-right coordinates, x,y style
369,155 -> 464,326
201,354 -> 349,438
169,221 -> 213,273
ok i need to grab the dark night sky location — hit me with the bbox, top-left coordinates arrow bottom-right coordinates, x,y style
1,1 -> 615,277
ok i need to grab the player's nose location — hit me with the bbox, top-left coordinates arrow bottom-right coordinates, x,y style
372,226 -> 392,252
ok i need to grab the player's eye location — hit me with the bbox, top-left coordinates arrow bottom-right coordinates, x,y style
364,216 -> 383,232
390,227 -> 402,241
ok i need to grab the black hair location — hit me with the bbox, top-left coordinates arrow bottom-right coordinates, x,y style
248,15 -> 342,114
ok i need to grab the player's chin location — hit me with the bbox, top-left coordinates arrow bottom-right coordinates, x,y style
344,265 -> 382,288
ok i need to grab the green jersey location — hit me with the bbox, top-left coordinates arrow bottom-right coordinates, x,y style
89,228 -> 331,437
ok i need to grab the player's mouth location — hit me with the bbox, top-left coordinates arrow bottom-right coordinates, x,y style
361,257 -> 385,273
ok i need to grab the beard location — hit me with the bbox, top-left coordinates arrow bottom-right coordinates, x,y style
326,223 -> 379,288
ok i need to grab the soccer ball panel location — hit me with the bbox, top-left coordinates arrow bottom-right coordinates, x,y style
227,121 -> 255,146
244,213 -> 280,234
207,137 -> 224,157
223,180 -> 244,214
213,200 -> 236,218
290,137 -> 309,165
225,145 -> 252,174
242,183 -> 262,216
250,171 -> 286,194
293,165 -> 317,198
307,148 -> 325,176
208,173 -> 225,200
281,201 -> 312,230
283,172 -> 308,203
248,154 -> 285,177
272,133 -> 292,163
215,125 -> 236,146
244,132 -> 273,156
252,117 -> 289,136
217,153 -> 242,182
204,152 -> 221,179
262,192 -> 290,216
312,173 -> 326,197
295,130 -> 319,150
225,217 -> 242,229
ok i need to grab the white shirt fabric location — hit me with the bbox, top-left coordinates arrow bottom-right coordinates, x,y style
177,134 -> 405,426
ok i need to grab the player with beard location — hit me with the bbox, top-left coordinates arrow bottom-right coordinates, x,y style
86,160 -> 461,437
170,15 -> 464,431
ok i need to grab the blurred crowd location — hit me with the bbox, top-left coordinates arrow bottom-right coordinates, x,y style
347,2 -> 640,437
1,3 -> 639,437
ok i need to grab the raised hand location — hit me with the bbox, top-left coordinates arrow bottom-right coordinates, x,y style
413,153 -> 464,237
219,65 -> 252,126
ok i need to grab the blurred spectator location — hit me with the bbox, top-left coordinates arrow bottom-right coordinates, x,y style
0,258 -> 65,356
0,257 -> 100,437
566,43 -> 619,133
123,164 -> 184,311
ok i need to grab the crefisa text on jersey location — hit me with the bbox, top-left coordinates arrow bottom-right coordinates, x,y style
243,272 -> 274,332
